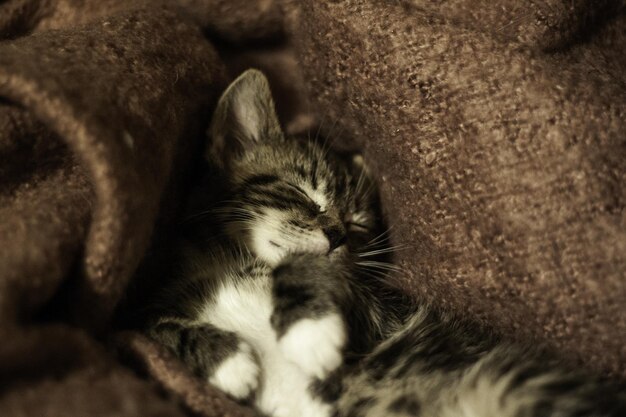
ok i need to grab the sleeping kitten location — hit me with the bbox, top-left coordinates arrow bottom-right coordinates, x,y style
143,69 -> 625,417
142,69 -> 384,417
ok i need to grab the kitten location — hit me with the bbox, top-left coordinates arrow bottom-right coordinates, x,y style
142,69 -> 625,417
142,69 -> 380,417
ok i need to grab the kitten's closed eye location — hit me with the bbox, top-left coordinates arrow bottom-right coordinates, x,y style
284,183 -> 314,201
346,222 -> 370,233
345,211 -> 372,233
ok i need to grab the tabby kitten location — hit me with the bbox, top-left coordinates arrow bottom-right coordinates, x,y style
143,69 -> 385,417
144,69 -> 625,417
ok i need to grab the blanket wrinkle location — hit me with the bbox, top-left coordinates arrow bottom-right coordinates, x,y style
115,331 -> 258,417
175,0 -> 285,44
0,0 -> 285,43
0,5 -> 220,329
1,361 -> 191,417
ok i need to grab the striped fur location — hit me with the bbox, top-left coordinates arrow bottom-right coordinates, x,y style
142,69 -> 387,417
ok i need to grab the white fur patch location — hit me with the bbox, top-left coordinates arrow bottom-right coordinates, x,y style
209,342 -> 259,399
299,181 -> 328,211
199,276 -> 332,417
259,379 -> 333,417
279,313 -> 346,379
257,349 -> 333,417
199,275 -> 274,344
349,211 -> 373,229
249,209 -> 289,266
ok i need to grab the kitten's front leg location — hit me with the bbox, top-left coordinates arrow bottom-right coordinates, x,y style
147,318 -> 260,399
270,254 -> 350,379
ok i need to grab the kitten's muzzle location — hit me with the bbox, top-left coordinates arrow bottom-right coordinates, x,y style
318,212 -> 347,252
323,225 -> 347,252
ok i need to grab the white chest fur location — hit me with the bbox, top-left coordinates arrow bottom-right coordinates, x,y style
197,274 -> 331,417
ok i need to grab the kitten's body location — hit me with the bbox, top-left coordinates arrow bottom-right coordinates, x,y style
339,307 -> 625,417
141,69 -> 381,416
140,69 -> 625,417
147,246 -> 335,416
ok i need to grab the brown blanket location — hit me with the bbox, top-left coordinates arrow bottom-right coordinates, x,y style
292,0 -> 626,379
0,0 -> 289,415
0,0 -> 624,416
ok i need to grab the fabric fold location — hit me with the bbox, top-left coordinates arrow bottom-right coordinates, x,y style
0,5 -> 223,326
0,3 -> 250,416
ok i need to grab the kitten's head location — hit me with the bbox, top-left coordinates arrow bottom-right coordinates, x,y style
207,69 -> 379,266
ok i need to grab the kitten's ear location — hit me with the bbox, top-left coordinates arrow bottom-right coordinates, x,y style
207,69 -> 283,168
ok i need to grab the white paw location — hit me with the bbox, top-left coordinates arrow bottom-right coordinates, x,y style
261,394 -> 332,417
258,366 -> 333,417
278,313 -> 346,379
209,342 -> 260,399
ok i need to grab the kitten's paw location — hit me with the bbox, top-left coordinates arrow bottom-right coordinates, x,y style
209,342 -> 259,399
278,313 -> 346,379
262,396 -> 332,417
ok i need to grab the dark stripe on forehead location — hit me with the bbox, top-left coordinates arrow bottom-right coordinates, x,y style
280,183 -> 309,199
243,187 -> 319,215
242,174 -> 280,188
261,190 -> 306,207
244,182 -> 303,202
248,197 -> 315,214
253,199 -> 291,211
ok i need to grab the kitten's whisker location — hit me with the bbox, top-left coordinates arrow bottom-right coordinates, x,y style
358,245 -> 407,257
355,164 -> 367,194
183,201 -> 259,223
325,116 -> 340,141
357,180 -> 376,201
361,236 -> 392,247
218,211 -> 256,219
355,265 -> 400,275
319,119 -> 339,160
355,266 -> 393,282
365,227 -> 394,247
306,129 -> 315,162
361,241 -> 392,252
355,261 -> 403,273
313,106 -> 331,153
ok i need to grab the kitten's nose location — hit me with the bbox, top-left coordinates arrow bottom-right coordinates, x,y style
323,225 -> 347,251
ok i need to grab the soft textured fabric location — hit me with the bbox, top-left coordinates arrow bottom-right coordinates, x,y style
1,1 -> 624,416
404,0 -> 622,50
291,0 -> 626,379
0,0 -> 279,415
